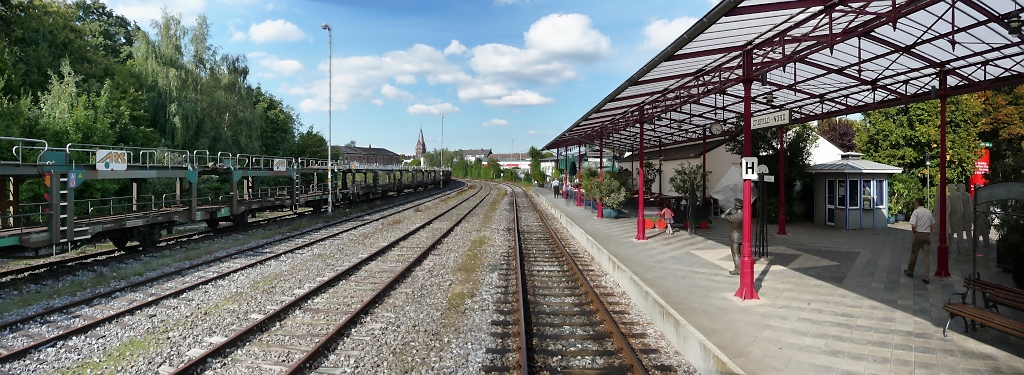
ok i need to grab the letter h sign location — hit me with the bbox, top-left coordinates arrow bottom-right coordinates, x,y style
741,157 -> 758,180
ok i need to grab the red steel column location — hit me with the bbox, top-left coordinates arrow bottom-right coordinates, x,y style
702,126 -> 708,207
936,70 -> 951,277
565,146 -> 573,198
736,49 -> 759,300
778,126 -> 788,235
598,135 -> 605,218
576,146 -> 583,207
636,114 -> 648,241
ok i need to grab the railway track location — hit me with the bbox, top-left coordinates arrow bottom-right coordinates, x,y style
485,184 -> 672,373
0,185 -> 458,283
0,184 -> 472,363
0,212 -> 299,283
169,183 -> 494,374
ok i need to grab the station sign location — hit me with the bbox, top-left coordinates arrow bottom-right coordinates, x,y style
751,109 -> 791,130
273,159 -> 287,171
96,150 -> 128,171
741,157 -> 759,180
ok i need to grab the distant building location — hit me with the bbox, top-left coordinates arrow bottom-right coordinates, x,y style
415,128 -> 426,158
487,153 -> 530,169
460,148 -> 492,161
338,145 -> 401,166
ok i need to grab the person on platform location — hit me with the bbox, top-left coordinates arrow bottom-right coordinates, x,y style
721,198 -> 743,276
905,198 -> 934,284
958,183 -> 973,254
551,178 -> 560,198
660,203 -> 675,235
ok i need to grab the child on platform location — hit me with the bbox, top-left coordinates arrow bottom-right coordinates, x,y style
660,203 -> 675,235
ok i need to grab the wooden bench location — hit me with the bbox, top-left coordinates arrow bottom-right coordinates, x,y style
943,277 -> 1024,338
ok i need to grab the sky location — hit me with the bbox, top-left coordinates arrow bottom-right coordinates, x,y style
104,0 -> 718,156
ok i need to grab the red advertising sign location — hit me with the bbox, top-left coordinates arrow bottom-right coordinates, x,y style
969,146 -> 990,196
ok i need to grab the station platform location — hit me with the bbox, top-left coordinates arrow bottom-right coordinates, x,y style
531,187 -> 1024,375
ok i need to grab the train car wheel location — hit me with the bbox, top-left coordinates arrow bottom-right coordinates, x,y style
205,220 -> 220,230
111,235 -> 129,250
141,228 -> 160,250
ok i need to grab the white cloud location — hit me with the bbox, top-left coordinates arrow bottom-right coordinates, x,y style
470,44 -> 576,84
292,14 -> 609,112
524,14 -> 612,59
528,130 -> 537,135
248,19 -> 306,43
290,44 -> 463,112
483,119 -> 509,127
643,16 -> 697,50
458,81 -> 509,101
380,84 -> 416,101
230,30 -> 247,42
444,40 -> 468,55
483,90 -> 553,106
105,0 -> 206,26
407,103 -> 460,115
468,13 -> 609,84
371,99 -> 384,106
267,2 -> 275,10
248,52 -> 304,77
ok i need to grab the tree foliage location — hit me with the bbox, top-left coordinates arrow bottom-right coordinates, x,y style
817,117 -> 858,152
856,97 -> 981,212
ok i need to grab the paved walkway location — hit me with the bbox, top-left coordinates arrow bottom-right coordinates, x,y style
532,188 -> 1024,375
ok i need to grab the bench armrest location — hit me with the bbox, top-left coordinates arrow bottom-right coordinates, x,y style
947,291 -> 968,305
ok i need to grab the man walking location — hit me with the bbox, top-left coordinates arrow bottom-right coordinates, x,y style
905,198 -> 934,284
551,178 -> 560,198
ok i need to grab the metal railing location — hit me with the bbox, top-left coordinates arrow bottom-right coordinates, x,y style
3,137 -> 49,165
65,144 -> 190,169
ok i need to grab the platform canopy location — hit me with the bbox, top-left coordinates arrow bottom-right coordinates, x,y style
544,0 -> 1024,152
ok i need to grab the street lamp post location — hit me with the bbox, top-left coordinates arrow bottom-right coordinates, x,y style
440,115 -> 444,188
321,23 -> 332,214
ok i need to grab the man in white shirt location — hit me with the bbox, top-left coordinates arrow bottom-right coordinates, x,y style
905,198 -> 935,284
551,178 -> 560,198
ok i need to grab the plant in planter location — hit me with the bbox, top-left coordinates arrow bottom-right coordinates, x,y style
642,160 -> 662,197
669,161 -> 710,234
596,176 -> 626,218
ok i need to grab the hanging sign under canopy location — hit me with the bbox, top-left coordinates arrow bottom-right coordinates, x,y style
751,109 -> 791,130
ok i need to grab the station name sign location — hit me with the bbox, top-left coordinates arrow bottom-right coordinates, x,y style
751,109 -> 791,130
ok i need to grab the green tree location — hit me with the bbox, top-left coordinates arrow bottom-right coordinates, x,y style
528,146 -> 546,183
857,97 -> 981,211
293,126 -> 327,159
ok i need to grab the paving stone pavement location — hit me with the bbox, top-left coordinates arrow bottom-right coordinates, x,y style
534,188 -> 1024,375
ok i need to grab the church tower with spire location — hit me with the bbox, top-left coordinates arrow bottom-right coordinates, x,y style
415,128 -> 427,158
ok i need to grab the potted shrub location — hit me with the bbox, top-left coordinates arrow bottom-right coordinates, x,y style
642,160 -> 662,199
669,162 -> 710,233
596,175 -> 626,219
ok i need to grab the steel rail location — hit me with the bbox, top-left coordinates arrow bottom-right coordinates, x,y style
0,212 -> 299,281
0,184 -> 467,363
514,184 -> 649,374
284,183 -> 492,374
509,184 -> 533,375
170,184 -> 489,374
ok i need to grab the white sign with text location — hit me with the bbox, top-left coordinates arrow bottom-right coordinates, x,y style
751,109 -> 791,130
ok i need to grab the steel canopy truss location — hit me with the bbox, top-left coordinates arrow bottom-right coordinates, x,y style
545,0 -> 1024,152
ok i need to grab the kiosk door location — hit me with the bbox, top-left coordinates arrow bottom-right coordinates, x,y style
826,179 -> 836,226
